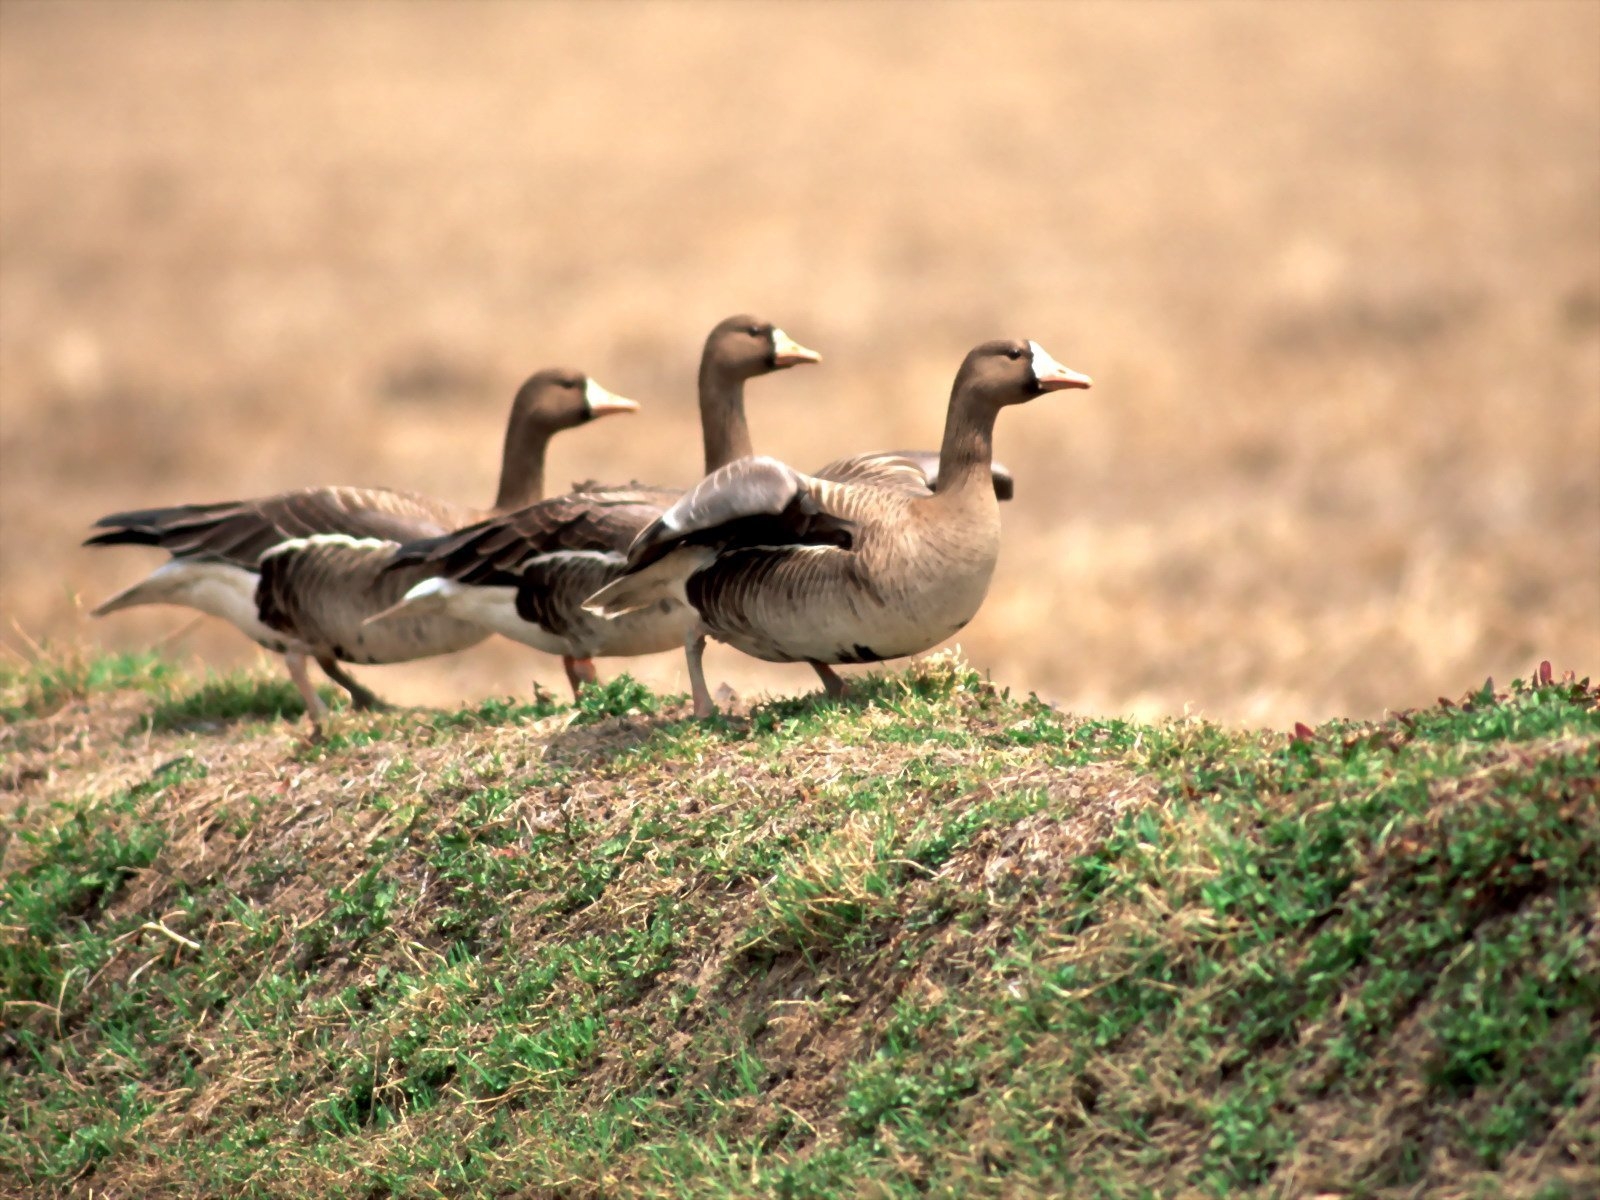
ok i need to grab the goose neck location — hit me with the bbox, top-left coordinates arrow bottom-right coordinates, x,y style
492,420 -> 550,512
932,394 -> 999,500
699,363 -> 754,474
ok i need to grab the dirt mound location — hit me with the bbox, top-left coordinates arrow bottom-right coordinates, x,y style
2,654 -> 1595,1196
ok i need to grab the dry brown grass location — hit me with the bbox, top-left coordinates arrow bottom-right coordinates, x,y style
2,0 -> 1597,725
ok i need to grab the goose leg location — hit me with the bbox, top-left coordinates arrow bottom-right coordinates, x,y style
285,650 -> 329,739
809,661 -> 848,699
686,623 -> 715,719
317,656 -> 387,711
562,655 -> 598,697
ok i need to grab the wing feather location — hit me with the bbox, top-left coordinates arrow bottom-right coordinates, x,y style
812,450 -> 1014,501
624,456 -> 855,572
511,550 -> 629,637
86,487 -> 465,568
386,487 -> 670,586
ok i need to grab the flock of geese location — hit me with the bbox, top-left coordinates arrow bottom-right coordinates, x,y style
85,316 -> 1092,733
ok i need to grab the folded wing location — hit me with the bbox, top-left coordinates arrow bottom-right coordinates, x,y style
811,450 -> 1014,501
625,456 -> 856,571
384,487 -> 674,587
85,487 -> 459,567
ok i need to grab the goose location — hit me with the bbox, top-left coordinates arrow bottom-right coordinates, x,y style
84,369 -> 639,726
582,338 -> 1090,717
369,318 -> 1018,696
367,315 -> 822,693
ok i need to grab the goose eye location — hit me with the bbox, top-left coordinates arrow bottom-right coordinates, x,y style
1007,347 -> 1023,360
747,325 -> 762,337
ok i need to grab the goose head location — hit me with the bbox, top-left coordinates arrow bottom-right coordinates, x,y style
703,314 -> 822,380
494,368 -> 643,510
956,339 -> 1092,409
508,367 -> 642,435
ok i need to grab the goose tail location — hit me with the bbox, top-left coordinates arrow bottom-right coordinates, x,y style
89,575 -> 168,618
363,576 -> 456,626
89,560 -> 252,618
582,547 -> 712,618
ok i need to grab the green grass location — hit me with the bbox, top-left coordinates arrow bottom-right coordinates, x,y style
425,688 -> 565,731
0,647 -> 175,721
0,653 -> 1594,1198
142,673 -> 334,732
0,645 -> 340,733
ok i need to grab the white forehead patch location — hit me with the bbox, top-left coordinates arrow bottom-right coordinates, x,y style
1028,340 -> 1065,382
583,377 -> 607,412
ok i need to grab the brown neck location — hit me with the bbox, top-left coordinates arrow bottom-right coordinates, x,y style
491,414 -> 551,512
699,361 -> 754,474
933,392 -> 999,499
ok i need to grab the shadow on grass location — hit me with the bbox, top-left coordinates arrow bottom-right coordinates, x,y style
544,657 -> 1001,770
138,675 -> 334,734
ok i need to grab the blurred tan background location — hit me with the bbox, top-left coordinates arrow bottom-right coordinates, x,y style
2,0 -> 1596,726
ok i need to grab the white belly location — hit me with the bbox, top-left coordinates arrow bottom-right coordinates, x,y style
402,579 -> 693,660
105,561 -> 306,654
565,599 -> 696,659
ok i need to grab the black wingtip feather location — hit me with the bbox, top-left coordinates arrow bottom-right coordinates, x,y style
83,527 -> 164,549
992,468 -> 1015,502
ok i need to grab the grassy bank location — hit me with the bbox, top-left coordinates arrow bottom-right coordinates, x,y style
1,651 -> 1596,1198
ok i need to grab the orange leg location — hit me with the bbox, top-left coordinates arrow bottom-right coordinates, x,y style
562,655 -> 599,697
686,624 -> 715,718
285,650 -> 328,739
